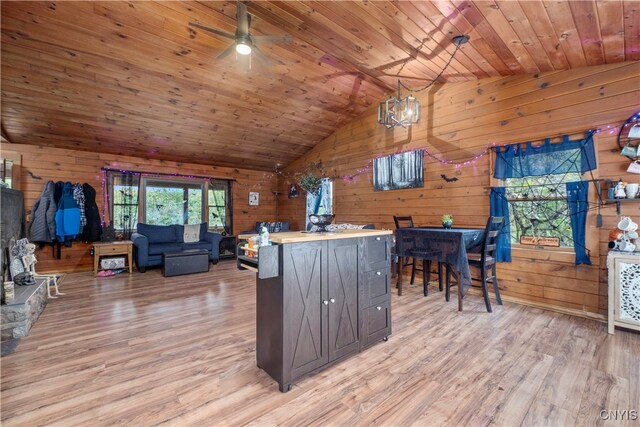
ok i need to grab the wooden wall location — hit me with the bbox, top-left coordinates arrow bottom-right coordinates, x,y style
4,144 -> 278,273
279,62 -> 640,317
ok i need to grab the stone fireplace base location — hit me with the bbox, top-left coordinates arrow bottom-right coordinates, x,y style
1,278 -> 48,342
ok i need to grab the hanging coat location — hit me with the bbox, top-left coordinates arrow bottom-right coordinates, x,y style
55,182 -> 81,242
53,181 -> 64,205
72,182 -> 86,229
80,183 -> 102,242
29,181 -> 57,243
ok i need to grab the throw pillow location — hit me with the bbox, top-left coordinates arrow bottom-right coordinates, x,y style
183,224 -> 200,243
257,221 -> 285,233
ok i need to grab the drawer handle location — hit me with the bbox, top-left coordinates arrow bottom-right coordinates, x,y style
375,237 -> 381,241
376,271 -> 381,276
330,298 -> 335,304
323,300 -> 329,305
376,306 -> 382,311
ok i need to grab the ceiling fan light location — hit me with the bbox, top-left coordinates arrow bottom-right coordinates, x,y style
236,42 -> 252,55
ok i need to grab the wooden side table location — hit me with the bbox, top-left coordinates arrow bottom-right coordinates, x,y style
93,241 -> 133,275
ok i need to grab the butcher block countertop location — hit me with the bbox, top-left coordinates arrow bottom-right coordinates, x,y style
238,229 -> 392,244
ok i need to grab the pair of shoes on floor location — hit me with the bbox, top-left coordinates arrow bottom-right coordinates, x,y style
97,270 -> 115,277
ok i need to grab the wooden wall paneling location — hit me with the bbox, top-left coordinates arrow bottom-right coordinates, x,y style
279,63 -> 640,317
595,0 -> 625,64
9,144 -> 277,273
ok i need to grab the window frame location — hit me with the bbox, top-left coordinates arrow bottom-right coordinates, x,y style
107,173 -> 233,233
490,134 -> 599,259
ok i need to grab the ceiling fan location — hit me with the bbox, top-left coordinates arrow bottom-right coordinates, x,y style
189,2 -> 292,65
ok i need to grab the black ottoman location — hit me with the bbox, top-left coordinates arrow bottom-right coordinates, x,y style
162,249 -> 210,277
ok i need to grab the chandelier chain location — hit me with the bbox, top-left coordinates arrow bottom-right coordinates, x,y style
398,42 -> 463,93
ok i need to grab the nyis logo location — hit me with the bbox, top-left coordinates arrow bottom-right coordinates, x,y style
600,410 -> 638,421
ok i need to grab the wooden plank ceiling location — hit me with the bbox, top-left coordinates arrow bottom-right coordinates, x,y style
1,1 -> 637,171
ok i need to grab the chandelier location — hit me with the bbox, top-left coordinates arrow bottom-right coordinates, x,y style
378,35 -> 470,129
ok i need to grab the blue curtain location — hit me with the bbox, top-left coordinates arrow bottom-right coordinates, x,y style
494,130 -> 596,179
566,181 -> 591,265
490,187 -> 511,262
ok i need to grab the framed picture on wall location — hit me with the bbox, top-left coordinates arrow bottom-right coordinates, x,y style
373,149 -> 424,191
249,192 -> 259,206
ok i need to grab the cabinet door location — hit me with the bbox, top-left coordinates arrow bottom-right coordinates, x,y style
282,241 -> 329,381
615,260 -> 640,327
327,239 -> 360,361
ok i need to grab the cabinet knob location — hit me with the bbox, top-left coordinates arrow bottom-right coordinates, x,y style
376,306 -> 382,311
330,298 -> 335,304
323,300 -> 329,305
376,271 -> 381,276
376,237 -> 381,241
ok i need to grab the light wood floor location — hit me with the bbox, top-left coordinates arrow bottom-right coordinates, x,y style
1,261 -> 638,426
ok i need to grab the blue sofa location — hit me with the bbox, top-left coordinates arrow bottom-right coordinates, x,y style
131,223 -> 222,273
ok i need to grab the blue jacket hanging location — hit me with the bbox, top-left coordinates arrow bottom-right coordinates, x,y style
55,182 -> 81,242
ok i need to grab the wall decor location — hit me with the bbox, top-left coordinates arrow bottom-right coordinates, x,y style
249,192 -> 259,206
373,149 -> 424,191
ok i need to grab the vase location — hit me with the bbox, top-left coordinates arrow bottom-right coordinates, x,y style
442,221 -> 452,229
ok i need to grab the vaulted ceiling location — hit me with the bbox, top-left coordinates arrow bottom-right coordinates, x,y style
1,1 -> 638,170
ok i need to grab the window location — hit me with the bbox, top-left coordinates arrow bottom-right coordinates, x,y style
492,131 -> 597,264
208,179 -> 232,233
1,159 -> 12,188
143,178 -> 204,225
109,172 -> 140,233
106,171 -> 232,234
504,172 -> 581,248
305,178 -> 333,229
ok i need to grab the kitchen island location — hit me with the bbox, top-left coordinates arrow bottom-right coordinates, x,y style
241,229 -> 393,392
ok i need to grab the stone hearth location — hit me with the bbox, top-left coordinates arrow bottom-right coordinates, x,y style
1,278 -> 48,341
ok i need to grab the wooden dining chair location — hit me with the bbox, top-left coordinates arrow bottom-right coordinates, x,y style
393,216 -> 421,285
466,216 -> 505,312
393,215 -> 443,294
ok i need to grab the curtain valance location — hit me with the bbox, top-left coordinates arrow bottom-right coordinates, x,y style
494,130 -> 596,179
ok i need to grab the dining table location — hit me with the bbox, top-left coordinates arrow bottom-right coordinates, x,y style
395,227 -> 485,311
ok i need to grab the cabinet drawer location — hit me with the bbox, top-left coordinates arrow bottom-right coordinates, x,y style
362,301 -> 391,347
364,235 -> 389,267
362,266 -> 390,306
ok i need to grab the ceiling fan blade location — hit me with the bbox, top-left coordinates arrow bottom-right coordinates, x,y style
251,45 -> 274,67
216,44 -> 237,60
237,2 -> 250,35
251,35 -> 292,44
189,22 -> 236,40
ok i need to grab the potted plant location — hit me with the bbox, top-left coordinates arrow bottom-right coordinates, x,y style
297,161 -> 326,195
298,172 -> 322,196
442,214 -> 453,229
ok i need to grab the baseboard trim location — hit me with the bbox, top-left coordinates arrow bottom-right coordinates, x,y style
465,288 -> 606,322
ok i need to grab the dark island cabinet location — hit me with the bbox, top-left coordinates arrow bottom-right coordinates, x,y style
256,235 -> 391,392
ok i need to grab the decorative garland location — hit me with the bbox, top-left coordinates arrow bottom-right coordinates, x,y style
99,125 -> 617,202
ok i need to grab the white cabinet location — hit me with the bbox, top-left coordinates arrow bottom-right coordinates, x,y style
607,251 -> 640,334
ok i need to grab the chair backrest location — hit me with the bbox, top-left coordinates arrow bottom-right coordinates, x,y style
393,216 -> 414,229
482,216 -> 504,261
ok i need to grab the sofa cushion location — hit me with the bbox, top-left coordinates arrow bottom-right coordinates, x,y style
148,243 -> 183,256
137,223 -> 178,243
182,242 -> 212,252
199,222 -> 208,240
